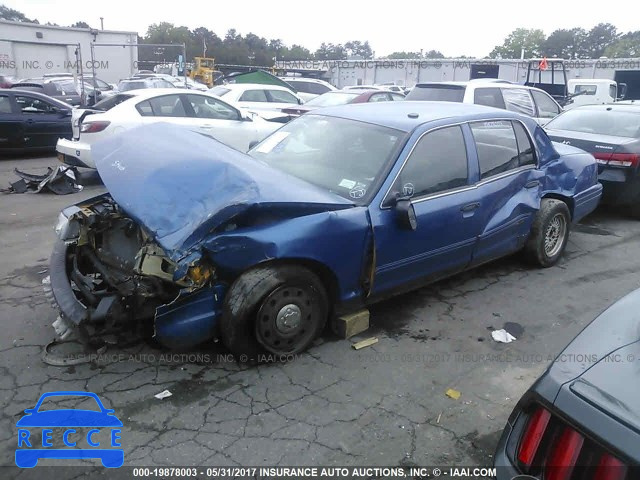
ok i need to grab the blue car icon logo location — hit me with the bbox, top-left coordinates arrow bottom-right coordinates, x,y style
16,391 -> 123,468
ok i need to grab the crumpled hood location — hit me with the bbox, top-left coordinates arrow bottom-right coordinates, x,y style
92,123 -> 352,260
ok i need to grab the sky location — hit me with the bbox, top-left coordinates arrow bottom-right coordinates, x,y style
4,0 -> 639,58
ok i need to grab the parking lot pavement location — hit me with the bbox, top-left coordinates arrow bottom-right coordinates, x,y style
1,155 -> 639,474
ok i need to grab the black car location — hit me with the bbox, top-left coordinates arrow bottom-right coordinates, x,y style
494,289 -> 640,479
545,104 -> 640,217
0,89 -> 73,152
10,77 -> 99,106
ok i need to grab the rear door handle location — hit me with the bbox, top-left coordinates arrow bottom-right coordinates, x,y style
26,119 -> 34,124
525,180 -> 540,189
460,202 -> 480,212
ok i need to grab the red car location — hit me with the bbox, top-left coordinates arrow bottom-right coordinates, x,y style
281,89 -> 405,119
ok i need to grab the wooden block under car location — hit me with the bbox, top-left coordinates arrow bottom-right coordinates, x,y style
334,309 -> 370,339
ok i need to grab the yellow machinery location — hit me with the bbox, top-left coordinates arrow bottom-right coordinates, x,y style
189,57 -> 216,87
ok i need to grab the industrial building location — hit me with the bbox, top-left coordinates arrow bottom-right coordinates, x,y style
0,20 -> 138,82
277,58 -> 640,99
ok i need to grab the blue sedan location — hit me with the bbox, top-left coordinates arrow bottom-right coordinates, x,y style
46,102 -> 602,360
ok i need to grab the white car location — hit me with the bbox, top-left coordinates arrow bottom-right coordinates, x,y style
56,89 -> 280,169
208,83 -> 305,115
405,80 -> 563,125
278,77 -> 337,102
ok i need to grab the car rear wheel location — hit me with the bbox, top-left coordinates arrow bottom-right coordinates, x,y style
220,265 -> 328,362
524,199 -> 571,267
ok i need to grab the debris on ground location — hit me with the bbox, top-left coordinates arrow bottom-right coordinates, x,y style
3,166 -> 83,195
154,389 -> 173,400
445,388 -> 461,400
351,337 -> 379,350
491,329 -> 516,343
436,411 -> 442,423
503,321 -> 524,338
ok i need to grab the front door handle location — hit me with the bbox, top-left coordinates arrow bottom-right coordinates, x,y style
460,202 -> 480,212
525,180 -> 540,189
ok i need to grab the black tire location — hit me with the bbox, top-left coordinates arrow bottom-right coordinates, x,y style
220,265 -> 328,361
524,199 -> 571,267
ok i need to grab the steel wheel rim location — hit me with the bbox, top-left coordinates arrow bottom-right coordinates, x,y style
256,285 -> 318,354
544,213 -> 567,257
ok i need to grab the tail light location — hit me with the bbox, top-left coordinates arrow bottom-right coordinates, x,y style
594,454 -> 627,480
79,121 -> 110,133
546,428 -> 584,480
518,407 -> 551,466
593,152 -> 640,167
515,405 -> 629,480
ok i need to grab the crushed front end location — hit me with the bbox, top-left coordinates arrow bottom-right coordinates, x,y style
44,194 -> 224,350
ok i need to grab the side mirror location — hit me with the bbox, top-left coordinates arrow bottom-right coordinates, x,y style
248,140 -> 260,150
395,198 -> 417,230
57,108 -> 72,117
618,83 -> 627,100
297,98 -> 304,105
241,111 -> 253,122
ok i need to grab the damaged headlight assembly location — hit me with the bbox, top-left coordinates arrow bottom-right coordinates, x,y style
53,205 -> 81,242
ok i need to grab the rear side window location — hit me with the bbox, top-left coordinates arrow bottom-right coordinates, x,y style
512,122 -> 537,167
369,93 -> 391,102
394,125 -> 468,198
239,90 -> 268,102
470,120 -> 520,179
289,81 -> 331,95
406,85 -> 466,102
0,95 -> 11,113
501,88 -> 535,116
209,86 -> 230,97
266,90 -> 299,104
531,90 -> 561,118
135,95 -> 186,117
474,88 -> 506,109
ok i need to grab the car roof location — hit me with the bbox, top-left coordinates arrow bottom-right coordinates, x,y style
566,103 -> 640,113
415,80 -> 549,91
280,77 -> 331,84
224,83 -> 296,92
312,101 -> 530,132
0,88 -> 75,107
115,88 -> 189,98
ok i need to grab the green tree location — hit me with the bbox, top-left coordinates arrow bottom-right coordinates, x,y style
489,28 -> 546,58
344,40 -> 373,59
280,44 -> 313,61
604,31 -> 640,57
0,4 -> 38,23
314,43 -> 346,60
543,28 -> 588,58
71,21 -> 90,28
385,51 -> 423,59
424,49 -> 444,58
584,23 -> 619,58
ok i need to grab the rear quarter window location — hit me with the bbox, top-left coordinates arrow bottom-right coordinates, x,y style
473,87 -> 506,109
501,88 -> 535,116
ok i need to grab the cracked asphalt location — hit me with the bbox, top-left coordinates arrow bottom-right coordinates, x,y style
1,155 -> 639,478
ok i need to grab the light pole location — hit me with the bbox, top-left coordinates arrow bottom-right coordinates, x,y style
100,17 -> 104,30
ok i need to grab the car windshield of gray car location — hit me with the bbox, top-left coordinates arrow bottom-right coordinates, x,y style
248,114 -> 404,202
547,109 -> 640,138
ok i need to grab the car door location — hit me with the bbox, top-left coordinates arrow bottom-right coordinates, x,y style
14,94 -> 67,148
369,124 -> 484,295
184,94 -> 258,151
530,89 -> 562,126
468,119 -> 543,266
0,93 -> 26,150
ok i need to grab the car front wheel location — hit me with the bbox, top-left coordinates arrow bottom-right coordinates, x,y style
524,199 -> 571,267
220,265 -> 328,361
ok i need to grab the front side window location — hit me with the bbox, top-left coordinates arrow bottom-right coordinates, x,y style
239,90 -> 268,102
470,120 -> 520,179
531,90 -> 561,118
392,125 -> 468,199
501,88 -> 535,116
186,95 -> 239,120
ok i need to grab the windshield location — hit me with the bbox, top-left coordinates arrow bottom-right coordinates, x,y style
305,92 -> 360,107
406,85 -> 466,102
546,109 -> 640,138
248,114 -> 405,202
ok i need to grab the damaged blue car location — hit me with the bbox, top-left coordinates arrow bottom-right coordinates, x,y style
45,102 -> 602,359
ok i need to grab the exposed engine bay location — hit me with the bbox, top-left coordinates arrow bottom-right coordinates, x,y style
46,194 -> 215,348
